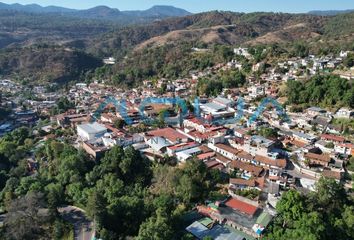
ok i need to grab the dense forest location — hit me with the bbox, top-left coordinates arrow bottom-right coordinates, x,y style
285,75 -> 354,109
0,45 -> 102,84
265,178 -> 354,240
0,127 -> 225,239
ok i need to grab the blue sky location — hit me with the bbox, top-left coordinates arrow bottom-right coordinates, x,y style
2,0 -> 354,13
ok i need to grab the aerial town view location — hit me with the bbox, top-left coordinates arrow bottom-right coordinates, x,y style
0,0 -> 354,240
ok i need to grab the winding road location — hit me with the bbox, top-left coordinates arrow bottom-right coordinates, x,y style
58,206 -> 95,240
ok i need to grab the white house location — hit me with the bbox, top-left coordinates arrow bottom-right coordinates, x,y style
248,86 -> 265,99
234,47 -> 251,58
335,108 -> 354,119
103,57 -> 116,65
175,147 -> 202,162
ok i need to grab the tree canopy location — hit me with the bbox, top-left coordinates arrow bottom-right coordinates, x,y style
265,177 -> 354,240
286,75 -> 354,108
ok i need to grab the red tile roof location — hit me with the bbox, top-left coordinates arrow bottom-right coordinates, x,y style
321,134 -> 345,143
215,143 -> 240,155
199,145 -> 214,153
225,198 -> 258,216
236,151 -> 254,161
205,160 -> 221,168
185,117 -> 210,127
188,129 -> 225,140
229,178 -> 256,187
322,169 -> 343,180
147,127 -> 188,143
230,161 -> 263,176
215,154 -> 232,164
254,155 -> 287,168
335,143 -> 354,149
197,152 -> 216,160
304,153 -> 331,163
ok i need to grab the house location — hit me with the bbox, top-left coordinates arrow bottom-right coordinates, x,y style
268,168 -> 287,187
229,161 -> 264,178
224,197 -> 259,217
215,154 -> 232,166
306,107 -> 326,117
320,134 -> 345,144
77,122 -> 107,141
340,50 -> 350,58
292,131 -> 317,144
312,116 -> 331,131
234,47 -> 251,58
175,147 -> 202,162
240,135 -> 276,158
56,113 -> 90,127
335,108 -> 354,119
186,220 -> 249,240
253,155 -> 287,169
15,110 -> 38,124
248,86 -> 265,99
208,143 -> 240,160
183,117 -> 210,133
229,178 -> 257,190
81,139 -> 109,159
103,57 -> 116,65
196,197 -> 271,238
145,127 -> 189,144
304,152 -> 332,167
166,141 -> 200,156
213,96 -> 234,108
235,151 -> 254,163
100,113 -> 119,124
182,126 -> 228,143
334,142 -> 354,155
200,100 -> 235,120
234,128 -> 248,138
322,169 -> 343,181
146,136 -> 171,153
315,140 -> 334,154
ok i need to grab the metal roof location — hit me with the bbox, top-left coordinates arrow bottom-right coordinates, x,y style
77,122 -> 107,134
186,221 -> 208,239
202,102 -> 226,112
214,96 -> 233,105
256,212 -> 272,228
186,221 -> 247,240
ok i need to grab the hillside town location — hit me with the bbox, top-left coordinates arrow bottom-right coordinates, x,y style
1,47 -> 353,240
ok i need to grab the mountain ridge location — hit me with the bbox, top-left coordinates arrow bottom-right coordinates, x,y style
308,9 -> 354,16
0,2 -> 191,20
1,10 -> 354,85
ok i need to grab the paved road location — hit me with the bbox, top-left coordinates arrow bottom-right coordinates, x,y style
286,161 -> 317,180
58,206 -> 95,240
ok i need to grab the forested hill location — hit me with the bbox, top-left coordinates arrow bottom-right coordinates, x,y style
90,10 -> 354,58
0,10 -> 118,49
1,10 -> 354,84
0,46 -> 102,84
87,11 -> 327,57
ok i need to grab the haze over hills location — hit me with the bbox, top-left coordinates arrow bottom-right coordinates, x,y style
0,2 -> 76,13
0,2 -> 191,20
308,9 -> 354,16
